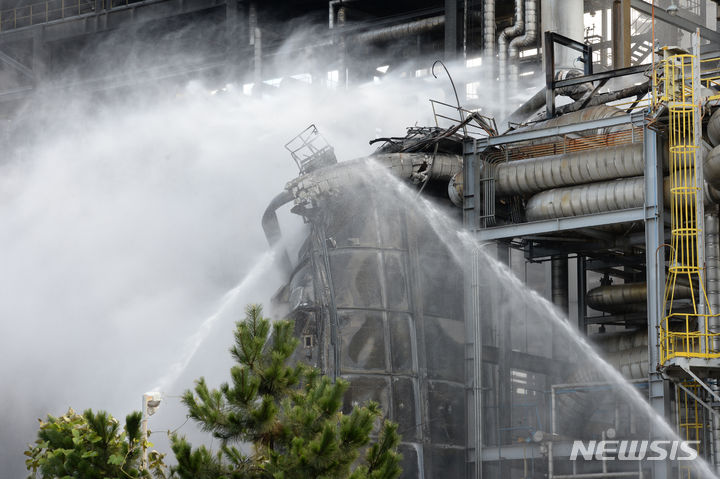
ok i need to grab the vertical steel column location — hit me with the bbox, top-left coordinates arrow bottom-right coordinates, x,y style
544,31 -> 555,119
464,140 -> 480,232
693,33 -> 707,319
496,242 -> 511,468
551,256 -> 569,314
644,125 -> 670,479
704,209 -> 720,471
225,0 -> 240,81
465,247 -> 483,479
463,139 -> 482,479
445,0 -> 458,60
611,0 -> 631,69
31,28 -> 46,84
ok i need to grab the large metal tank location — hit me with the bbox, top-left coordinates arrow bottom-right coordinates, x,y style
267,147 -> 466,478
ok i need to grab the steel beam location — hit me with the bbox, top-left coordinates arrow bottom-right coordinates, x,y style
481,345 -> 571,376
474,208 -> 647,241
481,441 -> 577,461
0,48 -> 33,79
644,125 -> 671,479
630,0 -> 720,45
552,64 -> 647,89
444,0 -> 457,60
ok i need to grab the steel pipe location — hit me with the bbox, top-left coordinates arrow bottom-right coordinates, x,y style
494,143 -> 644,197
286,153 -> 462,204
707,212 -> 720,319
587,283 -> 692,313
483,0 -> 496,58
526,175 -> 720,221
594,331 -> 650,381
498,0 -> 524,83
261,190 -> 294,274
508,0 -> 537,84
525,176 -> 644,221
354,15 -> 445,43
704,144 -> 720,186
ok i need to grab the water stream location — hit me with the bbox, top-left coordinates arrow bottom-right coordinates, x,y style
150,250 -> 275,393
364,160 -> 720,478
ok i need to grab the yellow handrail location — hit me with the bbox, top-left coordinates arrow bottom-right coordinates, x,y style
659,53 -> 720,364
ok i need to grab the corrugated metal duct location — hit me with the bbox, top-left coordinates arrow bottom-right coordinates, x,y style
595,331 -> 649,381
286,153 -> 462,205
521,147 -> 720,222
587,282 -> 692,313
494,143 -> 643,196
525,176 -> 645,221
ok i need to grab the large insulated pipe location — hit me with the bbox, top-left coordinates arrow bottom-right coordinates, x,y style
354,16 -> 445,43
286,152 -> 462,203
508,0 -> 537,84
483,0 -> 496,58
515,105 -> 628,136
707,212 -> 720,318
595,331 -> 649,380
494,143 -> 643,197
525,177 -> 643,221
498,0 -> 524,83
262,190 -> 294,274
710,210 -> 720,479
697,201 -> 720,475
587,283 -> 692,313
705,144 -> 720,187
708,108 -> 720,147
526,176 -> 720,221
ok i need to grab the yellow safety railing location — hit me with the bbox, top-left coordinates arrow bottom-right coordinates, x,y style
677,381 -> 703,479
0,0 -> 147,33
659,53 -> 720,363
661,313 -> 720,361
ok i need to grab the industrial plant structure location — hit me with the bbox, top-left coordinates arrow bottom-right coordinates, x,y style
5,0 -> 720,478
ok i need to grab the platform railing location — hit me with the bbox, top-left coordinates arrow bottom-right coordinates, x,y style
0,0 -> 150,33
660,313 -> 720,362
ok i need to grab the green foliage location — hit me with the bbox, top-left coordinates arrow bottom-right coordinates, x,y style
173,304 -> 402,479
24,407 -> 162,479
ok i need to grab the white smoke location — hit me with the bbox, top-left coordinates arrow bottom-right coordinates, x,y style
0,29 -> 480,476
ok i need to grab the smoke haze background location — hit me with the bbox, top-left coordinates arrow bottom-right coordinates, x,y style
0,22 -> 503,476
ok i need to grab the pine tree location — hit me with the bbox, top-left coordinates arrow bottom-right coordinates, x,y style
172,304 -> 402,479
25,407 -> 167,479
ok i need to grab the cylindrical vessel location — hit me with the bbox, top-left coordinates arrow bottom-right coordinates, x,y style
278,161 -> 465,479
541,0 -> 584,68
